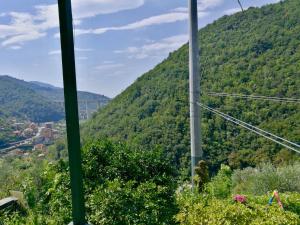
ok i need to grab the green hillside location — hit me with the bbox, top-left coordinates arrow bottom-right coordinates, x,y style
82,0 -> 300,173
28,81 -> 110,105
0,76 -> 110,123
0,76 -> 65,122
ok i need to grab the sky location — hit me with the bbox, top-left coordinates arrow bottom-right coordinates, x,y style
0,0 -> 280,98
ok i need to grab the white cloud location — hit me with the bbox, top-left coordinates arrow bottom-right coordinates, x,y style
172,0 -> 224,14
77,56 -> 88,60
95,61 -> 124,71
0,0 -> 145,47
48,47 -> 93,55
9,45 -> 22,50
197,0 -> 224,11
48,50 -> 61,55
93,12 -> 188,34
223,8 -> 242,15
76,11 -> 209,37
2,31 -> 46,46
75,47 -> 93,52
115,34 -> 188,59
72,0 -> 144,19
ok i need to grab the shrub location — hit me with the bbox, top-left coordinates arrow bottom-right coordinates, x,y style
205,164 -> 232,198
232,163 -> 300,195
176,190 -> 300,225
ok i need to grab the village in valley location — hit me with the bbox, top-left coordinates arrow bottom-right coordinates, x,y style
0,120 -> 65,158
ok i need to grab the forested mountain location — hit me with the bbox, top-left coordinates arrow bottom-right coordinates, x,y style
0,76 -> 64,122
0,76 -> 110,122
28,80 -> 110,104
82,0 -> 300,173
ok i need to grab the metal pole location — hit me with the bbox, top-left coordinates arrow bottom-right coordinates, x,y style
57,0 -> 86,224
85,100 -> 89,120
188,0 -> 202,188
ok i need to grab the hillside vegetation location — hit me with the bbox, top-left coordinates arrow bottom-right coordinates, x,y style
0,76 -> 64,122
0,76 -> 110,123
82,0 -> 300,173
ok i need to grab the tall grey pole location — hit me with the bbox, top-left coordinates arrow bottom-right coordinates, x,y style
188,0 -> 202,188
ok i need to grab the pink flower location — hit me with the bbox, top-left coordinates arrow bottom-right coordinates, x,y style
234,194 -> 247,204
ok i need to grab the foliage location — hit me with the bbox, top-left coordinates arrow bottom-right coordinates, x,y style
88,179 -> 177,225
0,76 -> 64,122
232,162 -> 300,195
0,139 -> 178,224
83,139 -> 178,224
82,0 -> 300,176
194,160 -> 209,192
176,190 -> 300,225
0,75 -> 110,123
0,118 -> 23,147
205,164 -> 233,199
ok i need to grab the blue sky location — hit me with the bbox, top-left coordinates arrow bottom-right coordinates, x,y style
0,0 -> 280,97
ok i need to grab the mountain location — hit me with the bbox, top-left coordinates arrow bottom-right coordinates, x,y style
0,76 -> 110,122
28,80 -> 110,105
82,0 -> 300,173
0,76 -> 64,122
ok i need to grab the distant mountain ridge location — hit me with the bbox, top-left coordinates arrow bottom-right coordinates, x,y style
0,75 -> 110,122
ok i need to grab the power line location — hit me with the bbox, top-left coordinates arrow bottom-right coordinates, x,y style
197,102 -> 300,154
201,102 -> 300,148
207,92 -> 300,104
237,0 -> 244,12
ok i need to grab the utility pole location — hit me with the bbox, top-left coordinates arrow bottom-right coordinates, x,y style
57,0 -> 86,224
188,0 -> 202,188
85,100 -> 89,120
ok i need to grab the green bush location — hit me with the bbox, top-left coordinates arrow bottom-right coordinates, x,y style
88,179 -> 177,225
0,139 -> 178,224
83,139 -> 178,224
205,164 -> 232,199
232,163 -> 300,195
176,190 -> 300,225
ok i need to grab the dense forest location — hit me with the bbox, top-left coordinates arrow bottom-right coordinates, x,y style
82,0 -> 300,174
0,76 -> 110,123
0,76 -> 64,122
27,80 -> 110,106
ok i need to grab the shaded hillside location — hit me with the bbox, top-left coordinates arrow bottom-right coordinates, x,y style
0,76 -> 64,122
82,0 -> 300,173
0,76 -> 110,122
28,81 -> 110,105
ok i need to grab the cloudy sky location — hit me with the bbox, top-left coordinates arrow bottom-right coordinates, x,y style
0,0 -> 280,97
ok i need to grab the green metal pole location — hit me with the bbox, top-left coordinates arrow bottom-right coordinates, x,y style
57,0 -> 86,224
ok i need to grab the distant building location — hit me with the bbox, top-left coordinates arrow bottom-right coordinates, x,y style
22,128 -> 34,138
45,122 -> 54,129
29,123 -> 38,133
13,123 -> 25,130
33,144 -> 46,152
13,131 -> 22,136
40,128 -> 53,144
9,149 -> 23,156
32,136 -> 44,145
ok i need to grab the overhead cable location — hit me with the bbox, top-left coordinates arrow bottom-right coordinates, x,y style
197,102 -> 300,154
207,92 -> 300,104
